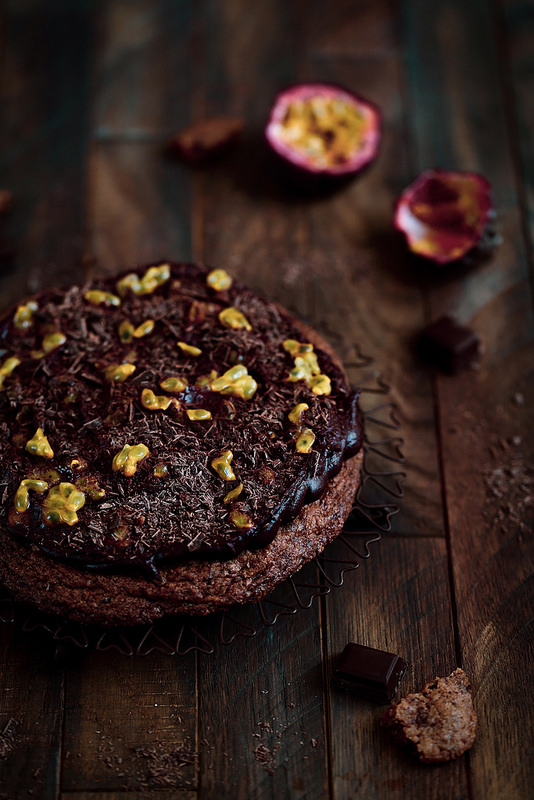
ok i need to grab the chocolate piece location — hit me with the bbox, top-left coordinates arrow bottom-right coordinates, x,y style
334,642 -> 406,703
419,315 -> 481,373
167,117 -> 244,164
382,668 -> 477,763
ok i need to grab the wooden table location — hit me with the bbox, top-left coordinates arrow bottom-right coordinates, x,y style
1,1 -> 533,798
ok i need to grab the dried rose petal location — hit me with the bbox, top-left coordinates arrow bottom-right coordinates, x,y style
265,83 -> 381,178
394,169 -> 495,264
167,117 -> 244,164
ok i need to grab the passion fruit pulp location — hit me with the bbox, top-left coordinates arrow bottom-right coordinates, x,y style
265,83 -> 381,178
394,169 -> 496,264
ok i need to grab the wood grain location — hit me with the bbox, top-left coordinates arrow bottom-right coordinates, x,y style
401,2 -> 534,799
198,573 -> 330,799
61,793 -> 196,800
500,0 -> 534,261
0,3 -> 93,798
60,1 -> 199,796
0,0 -> 94,310
191,4 -> 331,798
325,536 -> 468,800
0,628 -> 64,799
61,649 -> 198,793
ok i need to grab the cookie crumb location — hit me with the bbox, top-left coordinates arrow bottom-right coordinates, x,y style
382,668 -> 477,763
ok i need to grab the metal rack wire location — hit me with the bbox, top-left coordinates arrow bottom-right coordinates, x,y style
0,350 -> 405,656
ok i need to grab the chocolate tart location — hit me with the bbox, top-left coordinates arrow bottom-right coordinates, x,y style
0,263 -> 363,625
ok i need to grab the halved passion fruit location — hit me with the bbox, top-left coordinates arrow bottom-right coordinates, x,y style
265,83 -> 381,178
394,169 -> 496,264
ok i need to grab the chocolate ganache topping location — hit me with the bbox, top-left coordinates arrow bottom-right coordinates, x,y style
0,263 -> 362,577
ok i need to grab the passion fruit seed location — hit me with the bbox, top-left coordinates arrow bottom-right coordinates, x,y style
112,443 -> 150,476
283,339 -> 314,356
288,402 -> 309,424
209,364 -> 257,400
33,332 -> 67,359
308,374 -> 332,395
177,341 -> 202,357
159,376 -> 187,393
14,478 -> 48,513
116,263 -> 170,296
45,331 -> 67,352
295,427 -> 315,453
284,340 -> 332,396
230,510 -> 254,529
259,466 -> 276,484
112,525 -> 130,542
0,356 -> 22,389
288,358 -> 313,382
211,450 -> 236,481
75,475 -> 106,500
186,408 -> 212,421
69,458 -> 87,471
133,319 -> 155,338
206,268 -> 233,291
105,363 -> 136,383
223,483 -> 244,504
13,300 -> 38,331
293,352 -> 320,378
196,370 -> 218,388
141,388 -> 177,411
218,307 -> 252,331
118,320 -> 135,342
42,482 -> 86,526
153,462 -> 168,478
25,428 -> 54,459
85,290 -> 121,307
278,95 -> 369,169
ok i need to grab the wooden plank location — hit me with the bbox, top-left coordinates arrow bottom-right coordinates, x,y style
0,627 -> 65,799
500,0 -> 534,260
61,794 -> 196,800
61,2 -> 199,796
192,2 -> 331,797
298,4 -> 467,797
88,141 -> 192,275
88,0 -> 194,274
401,2 -> 534,799
61,648 -> 198,793
437,342 -> 534,800
0,2 -> 94,797
0,0 -> 94,310
297,23 -> 444,535
198,573 -> 330,799
325,536 -> 467,799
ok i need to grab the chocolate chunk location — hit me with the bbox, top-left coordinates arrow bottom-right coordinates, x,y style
167,117 -> 244,164
333,642 -> 406,703
382,668 -> 477,763
419,315 -> 481,373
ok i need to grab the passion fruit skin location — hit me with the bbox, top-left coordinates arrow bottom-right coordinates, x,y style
394,168 -> 495,265
265,83 -> 382,183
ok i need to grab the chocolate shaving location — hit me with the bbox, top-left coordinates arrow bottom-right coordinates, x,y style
0,263 -> 362,578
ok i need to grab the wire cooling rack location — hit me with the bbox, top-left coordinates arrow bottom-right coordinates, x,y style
0,347 -> 405,656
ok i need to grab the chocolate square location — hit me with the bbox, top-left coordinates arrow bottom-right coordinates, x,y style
334,642 -> 407,704
419,315 -> 481,373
